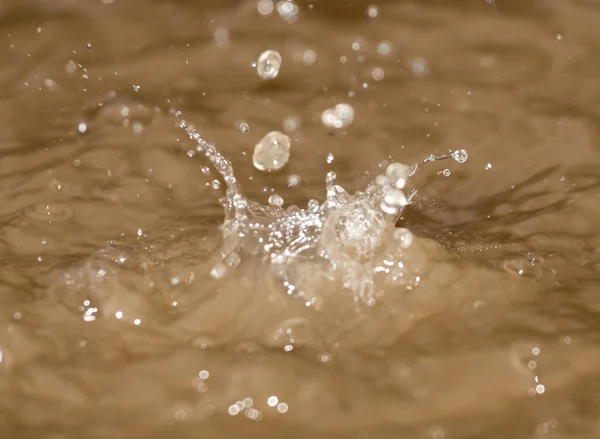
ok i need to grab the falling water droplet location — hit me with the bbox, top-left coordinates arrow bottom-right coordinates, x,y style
452,149 -> 468,163
385,162 -> 411,189
256,50 -> 282,80
239,122 -> 249,133
253,131 -> 291,172
268,194 -> 284,206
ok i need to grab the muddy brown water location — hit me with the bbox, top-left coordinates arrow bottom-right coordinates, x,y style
1,0 -> 600,438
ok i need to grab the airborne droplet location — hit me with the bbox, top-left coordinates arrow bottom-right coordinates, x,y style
256,50 -> 282,80
253,131 -> 291,172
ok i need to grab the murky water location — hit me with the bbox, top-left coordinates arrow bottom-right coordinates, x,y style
2,0 -> 600,437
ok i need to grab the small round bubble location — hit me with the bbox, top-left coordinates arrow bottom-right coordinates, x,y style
256,50 -> 282,80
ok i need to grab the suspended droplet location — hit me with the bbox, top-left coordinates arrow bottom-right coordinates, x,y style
393,227 -> 413,248
253,131 -> 291,172
452,149 -> 468,163
256,50 -> 282,80
287,174 -> 301,187
268,194 -> 284,207
321,103 -> 355,129
239,122 -> 249,133
380,189 -> 407,215
385,162 -> 411,189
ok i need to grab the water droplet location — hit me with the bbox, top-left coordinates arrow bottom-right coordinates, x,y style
256,50 -> 282,80
283,116 -> 299,133
377,41 -> 392,56
321,103 -> 355,129
287,174 -> 301,187
268,194 -> 284,207
380,189 -> 407,215
326,153 -> 335,164
277,0 -> 299,22
452,149 -> 468,163
77,122 -> 88,134
201,166 -> 210,175
393,227 -> 413,248
253,131 -> 291,172
258,0 -> 274,16
211,180 -> 221,190
267,396 -> 279,407
371,67 -> 384,81
302,50 -> 316,65
442,168 -> 451,177
385,162 -> 410,189
485,162 -> 492,170
277,402 -> 289,413
210,264 -> 227,279
239,122 -> 249,133
409,57 -> 430,77
367,4 -> 379,18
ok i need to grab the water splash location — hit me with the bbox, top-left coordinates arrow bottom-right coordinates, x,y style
171,109 -> 467,305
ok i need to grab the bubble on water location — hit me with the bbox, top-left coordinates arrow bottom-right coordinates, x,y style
277,0 -> 299,22
393,227 -> 413,249
321,103 -> 355,129
258,0 -> 274,16
268,194 -> 284,207
256,49 -> 282,80
253,131 -> 291,172
409,57 -> 430,76
287,174 -> 301,187
239,122 -> 249,133
367,4 -> 379,18
452,149 -> 468,163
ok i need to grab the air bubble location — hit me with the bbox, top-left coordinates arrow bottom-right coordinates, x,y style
253,131 -> 291,172
256,50 -> 282,80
